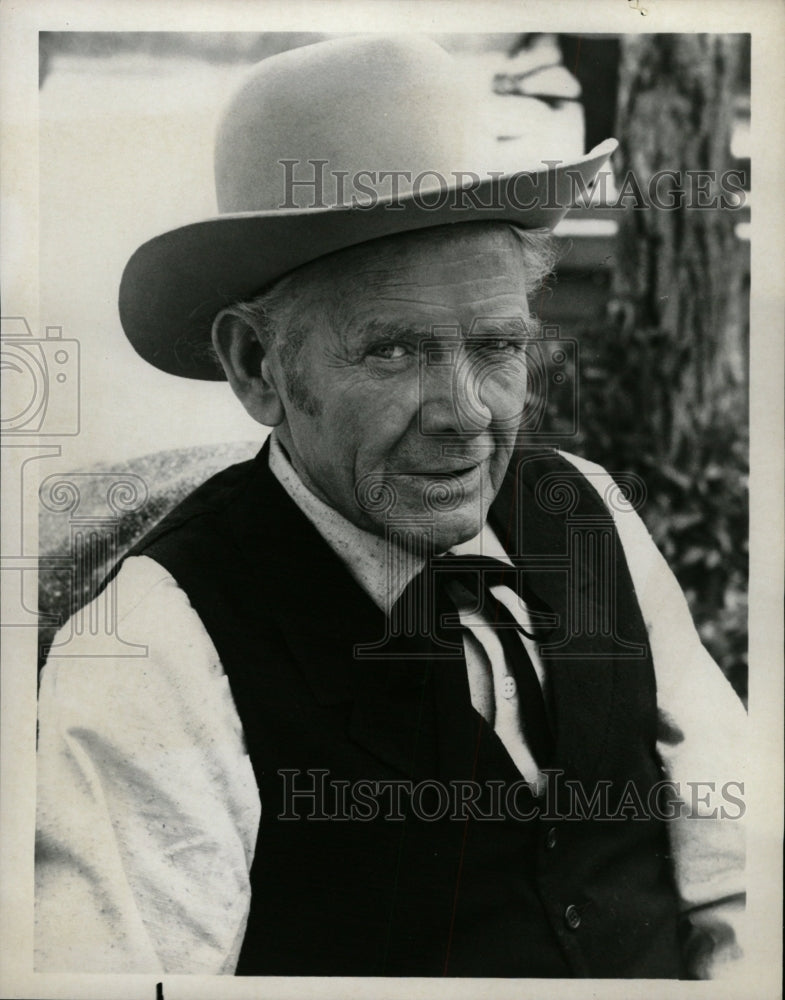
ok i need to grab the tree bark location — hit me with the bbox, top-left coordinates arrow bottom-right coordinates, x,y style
612,34 -> 746,464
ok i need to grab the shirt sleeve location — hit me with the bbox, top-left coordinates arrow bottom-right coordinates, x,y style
560,451 -> 747,982
35,555 -> 260,974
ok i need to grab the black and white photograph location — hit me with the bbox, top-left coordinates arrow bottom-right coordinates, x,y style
1,2 -> 782,998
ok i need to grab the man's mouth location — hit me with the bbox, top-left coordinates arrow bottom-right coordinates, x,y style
401,465 -> 478,477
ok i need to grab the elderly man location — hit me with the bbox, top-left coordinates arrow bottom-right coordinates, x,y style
35,35 -> 745,979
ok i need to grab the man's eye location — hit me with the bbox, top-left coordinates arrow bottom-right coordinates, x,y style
368,343 -> 409,361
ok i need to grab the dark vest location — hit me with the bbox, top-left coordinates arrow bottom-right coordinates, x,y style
122,442 -> 685,978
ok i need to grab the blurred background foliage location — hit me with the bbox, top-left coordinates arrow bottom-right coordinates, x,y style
37,31 -> 750,701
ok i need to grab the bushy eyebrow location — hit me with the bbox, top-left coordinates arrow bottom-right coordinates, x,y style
351,318 -> 426,343
350,315 -> 541,345
467,315 -> 542,339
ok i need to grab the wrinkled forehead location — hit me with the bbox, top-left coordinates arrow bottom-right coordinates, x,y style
297,222 -> 534,338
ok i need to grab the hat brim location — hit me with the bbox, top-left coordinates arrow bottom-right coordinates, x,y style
119,139 -> 617,380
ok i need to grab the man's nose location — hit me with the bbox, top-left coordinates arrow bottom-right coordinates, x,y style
418,344 -> 495,437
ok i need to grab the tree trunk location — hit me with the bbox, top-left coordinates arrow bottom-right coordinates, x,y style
612,33 -> 746,465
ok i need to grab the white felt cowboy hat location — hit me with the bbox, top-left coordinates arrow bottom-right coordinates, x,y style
119,34 -> 617,380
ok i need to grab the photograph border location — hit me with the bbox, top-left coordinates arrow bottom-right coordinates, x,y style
2,2 -> 782,998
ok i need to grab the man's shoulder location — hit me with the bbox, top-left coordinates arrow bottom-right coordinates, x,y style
86,444 -> 278,618
507,447 -> 610,479
554,450 -> 610,478
130,450 -> 265,553
503,447 -> 617,509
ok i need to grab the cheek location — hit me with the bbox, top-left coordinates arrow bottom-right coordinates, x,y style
308,401 -> 370,481
350,385 -> 419,452
489,440 -> 515,477
479,361 -> 528,416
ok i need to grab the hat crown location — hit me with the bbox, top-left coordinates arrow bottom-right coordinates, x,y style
121,34 -> 617,380
214,35 -> 488,212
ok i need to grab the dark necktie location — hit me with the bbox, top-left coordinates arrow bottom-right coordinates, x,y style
394,553 -> 556,769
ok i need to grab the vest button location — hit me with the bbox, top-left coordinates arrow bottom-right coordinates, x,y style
545,826 -> 557,850
564,904 -> 581,930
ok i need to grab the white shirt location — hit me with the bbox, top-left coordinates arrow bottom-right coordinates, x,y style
35,439 -> 747,977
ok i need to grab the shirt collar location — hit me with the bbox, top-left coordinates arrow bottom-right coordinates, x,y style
268,432 -> 510,613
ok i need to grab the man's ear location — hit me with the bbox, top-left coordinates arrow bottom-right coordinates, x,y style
211,309 -> 285,426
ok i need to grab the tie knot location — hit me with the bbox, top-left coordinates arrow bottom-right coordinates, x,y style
386,553 -> 557,645
428,553 -> 556,641
429,553 -> 515,592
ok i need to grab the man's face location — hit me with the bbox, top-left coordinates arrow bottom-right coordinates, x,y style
272,225 -> 535,552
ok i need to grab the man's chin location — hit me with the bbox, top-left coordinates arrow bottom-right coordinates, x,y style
430,516 -> 487,553
356,472 -> 496,550
383,508 -> 489,555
